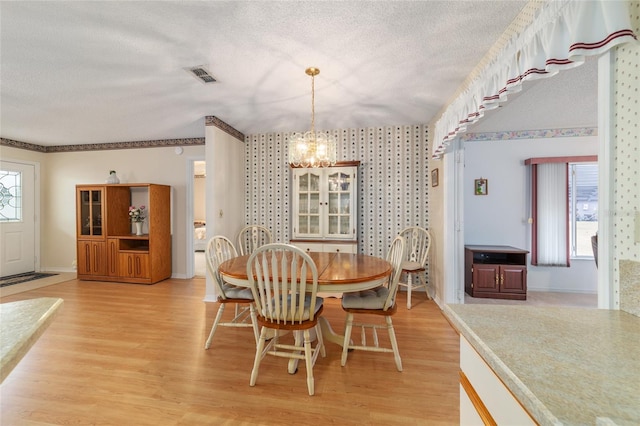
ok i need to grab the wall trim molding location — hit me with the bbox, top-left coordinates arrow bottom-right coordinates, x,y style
0,137 -> 204,153
461,127 -> 597,142
205,116 -> 245,141
1,116 -> 244,153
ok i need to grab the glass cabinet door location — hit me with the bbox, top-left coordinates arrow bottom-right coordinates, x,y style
79,189 -> 103,236
327,172 -> 352,236
296,170 -> 321,236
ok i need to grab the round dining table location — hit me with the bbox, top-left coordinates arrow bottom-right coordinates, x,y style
218,251 -> 392,347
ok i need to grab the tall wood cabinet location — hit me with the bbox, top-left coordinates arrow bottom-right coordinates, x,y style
290,161 -> 359,253
76,183 -> 171,284
464,245 -> 528,300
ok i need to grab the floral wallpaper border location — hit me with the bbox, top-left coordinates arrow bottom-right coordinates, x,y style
461,127 -> 597,142
204,116 -> 245,140
2,114 -> 244,153
0,136 -> 205,153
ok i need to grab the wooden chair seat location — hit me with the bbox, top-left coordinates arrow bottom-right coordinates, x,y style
341,303 -> 397,316
256,305 -> 324,330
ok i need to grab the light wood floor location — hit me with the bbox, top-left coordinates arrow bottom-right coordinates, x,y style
0,278 -> 460,425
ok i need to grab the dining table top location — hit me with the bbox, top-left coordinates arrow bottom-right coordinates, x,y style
218,251 -> 392,293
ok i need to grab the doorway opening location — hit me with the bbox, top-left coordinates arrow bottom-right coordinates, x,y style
187,159 -> 207,278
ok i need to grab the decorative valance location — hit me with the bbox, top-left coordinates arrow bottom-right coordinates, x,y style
432,0 -> 637,158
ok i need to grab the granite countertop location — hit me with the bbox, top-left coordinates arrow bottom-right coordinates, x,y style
444,304 -> 640,426
0,297 -> 63,383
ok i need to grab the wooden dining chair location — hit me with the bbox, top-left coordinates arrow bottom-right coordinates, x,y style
247,243 -> 326,396
397,226 -> 432,309
204,236 -> 259,349
340,235 -> 406,371
236,225 -> 273,256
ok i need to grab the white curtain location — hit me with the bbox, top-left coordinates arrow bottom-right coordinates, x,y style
537,163 -> 568,266
432,0 -> 637,158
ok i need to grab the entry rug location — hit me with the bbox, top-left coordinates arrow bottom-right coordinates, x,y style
0,272 -> 58,288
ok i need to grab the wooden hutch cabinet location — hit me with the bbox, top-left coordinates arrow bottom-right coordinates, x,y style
464,245 -> 528,300
290,161 -> 359,253
76,183 -> 171,284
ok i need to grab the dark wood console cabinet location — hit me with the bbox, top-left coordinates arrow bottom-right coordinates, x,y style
465,245 -> 529,300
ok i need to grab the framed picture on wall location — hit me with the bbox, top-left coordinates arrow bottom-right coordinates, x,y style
431,168 -> 439,187
475,178 -> 488,195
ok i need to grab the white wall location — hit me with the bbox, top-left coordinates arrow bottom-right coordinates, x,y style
204,126 -> 245,302
1,144 -> 205,276
464,136 -> 598,293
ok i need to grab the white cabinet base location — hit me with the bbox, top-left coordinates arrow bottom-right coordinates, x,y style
290,241 -> 357,254
459,336 -> 536,425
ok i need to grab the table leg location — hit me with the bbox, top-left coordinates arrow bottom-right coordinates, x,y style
319,316 -> 346,347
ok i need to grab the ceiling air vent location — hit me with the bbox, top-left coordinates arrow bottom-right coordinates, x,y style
186,66 -> 217,84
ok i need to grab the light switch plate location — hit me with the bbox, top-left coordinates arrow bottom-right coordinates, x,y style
635,211 -> 640,243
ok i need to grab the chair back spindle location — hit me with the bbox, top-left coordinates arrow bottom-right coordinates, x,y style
237,225 -> 273,256
206,236 -> 238,300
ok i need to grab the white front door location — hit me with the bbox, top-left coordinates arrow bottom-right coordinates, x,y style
0,160 -> 36,277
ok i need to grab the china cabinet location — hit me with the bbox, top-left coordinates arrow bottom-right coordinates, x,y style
290,161 -> 359,253
76,183 -> 171,284
464,245 -> 528,300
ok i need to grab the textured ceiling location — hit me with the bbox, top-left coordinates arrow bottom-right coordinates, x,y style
0,1 -> 595,147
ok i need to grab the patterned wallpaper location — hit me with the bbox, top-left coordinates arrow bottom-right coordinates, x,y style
244,125 -> 430,260
614,2 -> 639,262
616,1 -> 639,315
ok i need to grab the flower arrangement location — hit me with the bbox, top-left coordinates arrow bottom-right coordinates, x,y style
129,205 -> 146,222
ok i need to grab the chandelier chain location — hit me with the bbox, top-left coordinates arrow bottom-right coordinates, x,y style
310,73 -> 315,134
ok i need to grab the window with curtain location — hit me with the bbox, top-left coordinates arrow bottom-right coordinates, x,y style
525,156 -> 597,266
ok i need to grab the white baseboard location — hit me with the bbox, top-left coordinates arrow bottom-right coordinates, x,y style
527,287 -> 597,295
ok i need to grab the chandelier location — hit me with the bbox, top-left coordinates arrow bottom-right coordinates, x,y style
288,67 -> 337,168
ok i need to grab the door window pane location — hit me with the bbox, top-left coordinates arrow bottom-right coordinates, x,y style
0,170 -> 21,222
